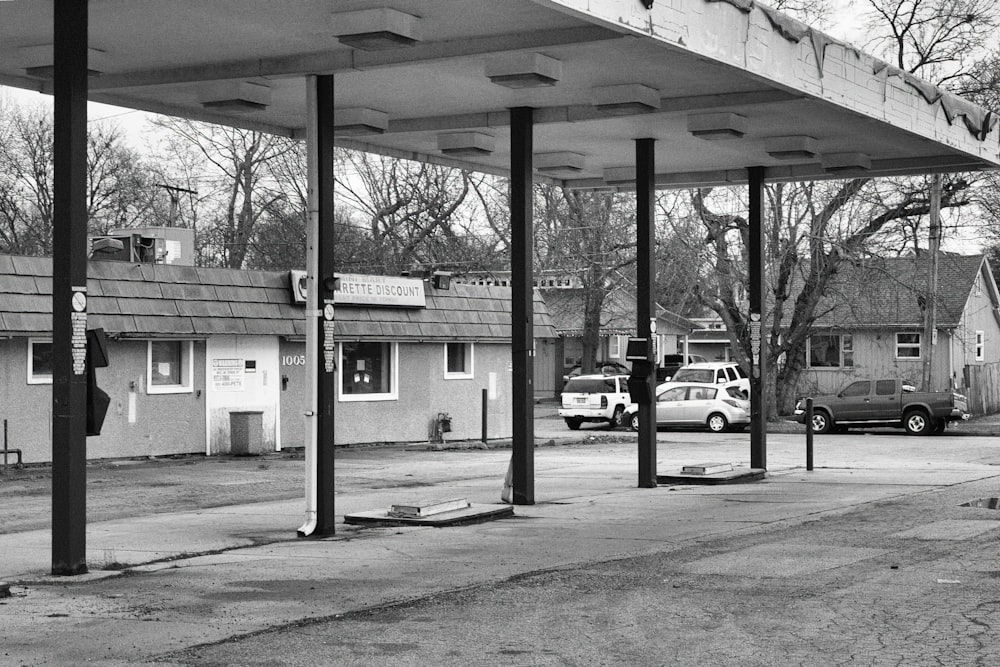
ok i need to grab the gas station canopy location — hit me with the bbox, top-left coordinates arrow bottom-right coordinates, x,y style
2,0 -> 998,187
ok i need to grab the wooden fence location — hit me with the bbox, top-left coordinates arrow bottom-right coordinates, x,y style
964,362 -> 1000,416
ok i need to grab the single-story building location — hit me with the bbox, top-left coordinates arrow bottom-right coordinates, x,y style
791,253 -> 1000,413
0,255 -> 557,464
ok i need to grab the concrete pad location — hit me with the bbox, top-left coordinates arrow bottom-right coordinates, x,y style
658,467 -> 766,485
892,520 -> 1000,540
344,503 -> 514,527
682,542 -> 885,577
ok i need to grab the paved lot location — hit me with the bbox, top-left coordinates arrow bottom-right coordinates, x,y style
3,408 -> 1000,665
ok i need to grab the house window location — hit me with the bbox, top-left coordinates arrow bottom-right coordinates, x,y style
340,341 -> 397,401
444,342 -> 474,379
896,332 -> 921,359
807,334 -> 853,368
975,331 -> 985,361
608,336 -> 621,359
147,340 -> 194,394
27,338 -> 53,385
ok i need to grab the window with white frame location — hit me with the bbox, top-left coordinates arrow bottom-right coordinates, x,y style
976,331 -> 985,361
147,340 -> 194,394
895,332 -> 921,359
807,333 -> 853,368
340,341 -> 397,401
608,336 -> 621,359
27,338 -> 53,384
444,342 -> 474,379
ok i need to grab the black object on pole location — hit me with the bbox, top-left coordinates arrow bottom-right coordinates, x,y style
805,398 -> 814,471
635,138 -> 657,488
747,166 -> 767,470
481,388 -> 488,444
51,0 -> 90,577
510,107 -> 535,505
315,74 -> 337,535
85,329 -> 111,437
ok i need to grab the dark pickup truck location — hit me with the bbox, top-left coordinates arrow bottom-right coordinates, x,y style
793,378 -> 970,435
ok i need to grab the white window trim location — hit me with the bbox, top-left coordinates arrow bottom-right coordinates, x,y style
27,337 -> 52,385
338,341 -> 399,402
895,332 -> 922,360
443,342 -> 475,380
147,340 -> 195,394
806,334 -> 853,369
975,330 -> 985,361
608,336 -> 621,359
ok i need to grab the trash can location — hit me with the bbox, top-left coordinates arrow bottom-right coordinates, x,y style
229,411 -> 264,456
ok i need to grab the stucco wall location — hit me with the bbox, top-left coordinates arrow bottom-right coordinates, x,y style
333,341 -> 512,445
0,337 -> 206,463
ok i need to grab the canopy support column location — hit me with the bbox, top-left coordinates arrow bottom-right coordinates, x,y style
510,107 -> 535,505
636,138 -> 657,488
299,74 -> 337,536
51,0 -> 90,576
748,166 -> 767,470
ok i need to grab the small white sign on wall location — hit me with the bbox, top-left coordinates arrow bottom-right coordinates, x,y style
212,358 -> 245,391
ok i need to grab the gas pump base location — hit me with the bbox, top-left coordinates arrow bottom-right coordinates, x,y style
345,503 -> 514,527
657,467 -> 766,485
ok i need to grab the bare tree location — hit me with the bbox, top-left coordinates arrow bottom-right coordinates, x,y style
0,102 -> 155,255
150,118 -> 299,269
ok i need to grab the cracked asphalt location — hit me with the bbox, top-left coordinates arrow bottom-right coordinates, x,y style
3,407 -> 1000,666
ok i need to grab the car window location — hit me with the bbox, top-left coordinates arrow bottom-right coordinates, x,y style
688,387 -> 717,400
725,386 -> 745,400
563,378 -> 606,393
734,366 -> 747,379
841,381 -> 870,397
672,369 -> 713,383
603,378 -> 618,392
875,380 -> 896,396
725,367 -> 737,381
659,387 -> 687,401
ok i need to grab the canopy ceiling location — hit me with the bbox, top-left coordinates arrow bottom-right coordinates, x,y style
2,0 -> 998,187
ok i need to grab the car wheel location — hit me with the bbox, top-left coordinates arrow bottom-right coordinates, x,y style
707,413 -> 728,433
565,418 -> 582,430
810,410 -> 832,434
629,413 -> 640,432
904,409 -> 931,435
609,406 -> 625,429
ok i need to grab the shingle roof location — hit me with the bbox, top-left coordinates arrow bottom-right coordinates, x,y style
808,253 -> 987,329
0,256 -> 557,341
541,287 -> 695,337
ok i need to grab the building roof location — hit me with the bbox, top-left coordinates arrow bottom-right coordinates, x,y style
540,287 -> 695,337
0,256 -> 557,341
809,253 -> 996,329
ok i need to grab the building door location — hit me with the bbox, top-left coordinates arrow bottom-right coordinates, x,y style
205,335 -> 280,455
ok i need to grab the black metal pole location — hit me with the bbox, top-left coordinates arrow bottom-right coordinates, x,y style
314,74 -> 336,535
510,107 -> 535,505
805,398 -> 814,471
636,138 -> 657,488
51,0 -> 90,576
747,166 -> 767,470
482,388 -> 488,444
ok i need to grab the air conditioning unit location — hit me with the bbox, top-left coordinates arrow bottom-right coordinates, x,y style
289,270 -> 307,304
89,234 -> 164,263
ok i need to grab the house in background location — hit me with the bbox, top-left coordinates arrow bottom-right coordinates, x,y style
791,253 -> 1000,414
539,284 -> 696,391
0,255 -> 557,464
687,316 -> 733,362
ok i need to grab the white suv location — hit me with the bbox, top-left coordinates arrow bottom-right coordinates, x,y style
670,362 -> 749,397
558,374 -> 631,430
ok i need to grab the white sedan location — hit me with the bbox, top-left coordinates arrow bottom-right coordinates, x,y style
624,382 -> 751,433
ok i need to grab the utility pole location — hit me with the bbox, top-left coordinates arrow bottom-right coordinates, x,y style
922,174 -> 942,391
155,183 -> 197,226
